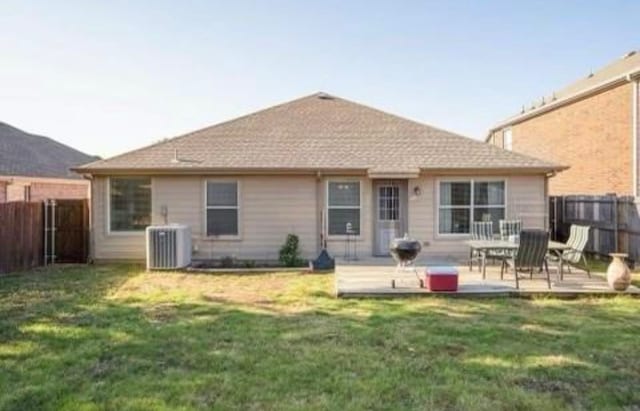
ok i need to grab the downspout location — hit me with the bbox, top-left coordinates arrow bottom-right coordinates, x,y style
624,72 -> 640,197
544,172 -> 554,231
82,174 -> 94,263
315,171 -> 323,253
632,78 -> 639,198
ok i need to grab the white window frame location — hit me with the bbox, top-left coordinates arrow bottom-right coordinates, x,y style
106,176 -> 152,236
326,179 -> 362,239
436,178 -> 507,237
503,127 -> 513,151
204,179 -> 241,240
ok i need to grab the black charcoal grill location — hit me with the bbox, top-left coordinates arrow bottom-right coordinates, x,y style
389,234 -> 423,288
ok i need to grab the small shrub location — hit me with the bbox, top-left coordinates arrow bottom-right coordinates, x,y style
279,234 -> 305,267
244,260 -> 256,268
220,256 -> 235,268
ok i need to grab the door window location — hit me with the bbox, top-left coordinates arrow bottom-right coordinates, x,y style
378,186 -> 400,221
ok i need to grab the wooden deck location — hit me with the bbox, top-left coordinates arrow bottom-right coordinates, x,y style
335,257 -> 640,298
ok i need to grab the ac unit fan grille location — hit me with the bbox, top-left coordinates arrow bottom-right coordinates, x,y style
150,229 -> 177,268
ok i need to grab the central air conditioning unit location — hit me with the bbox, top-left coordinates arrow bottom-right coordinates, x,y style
146,224 -> 192,270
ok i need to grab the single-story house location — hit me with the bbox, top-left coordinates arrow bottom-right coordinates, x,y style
74,92 -> 565,263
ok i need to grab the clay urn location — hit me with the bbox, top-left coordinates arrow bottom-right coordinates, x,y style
607,253 -> 631,291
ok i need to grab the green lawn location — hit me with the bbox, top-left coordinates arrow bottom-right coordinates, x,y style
1,265 -> 639,411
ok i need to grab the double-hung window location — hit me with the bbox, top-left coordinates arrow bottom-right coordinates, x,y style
206,181 -> 239,236
109,177 -> 151,232
328,181 -> 360,235
438,180 -> 505,234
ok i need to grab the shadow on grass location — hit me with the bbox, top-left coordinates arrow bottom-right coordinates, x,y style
0,265 -> 639,410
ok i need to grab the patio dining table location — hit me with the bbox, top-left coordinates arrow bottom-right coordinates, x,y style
465,239 -> 572,279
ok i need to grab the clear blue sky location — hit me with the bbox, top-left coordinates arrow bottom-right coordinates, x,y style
1,1 -> 638,158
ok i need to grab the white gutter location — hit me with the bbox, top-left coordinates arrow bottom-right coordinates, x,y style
488,67 -> 640,136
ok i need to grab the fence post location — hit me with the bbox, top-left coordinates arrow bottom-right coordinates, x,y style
552,196 -> 559,240
613,195 -> 619,253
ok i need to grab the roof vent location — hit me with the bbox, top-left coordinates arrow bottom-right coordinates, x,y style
171,148 -> 180,164
587,69 -> 594,78
317,92 -> 334,100
623,50 -> 637,59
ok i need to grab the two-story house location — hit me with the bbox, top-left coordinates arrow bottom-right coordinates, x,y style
487,50 -> 640,197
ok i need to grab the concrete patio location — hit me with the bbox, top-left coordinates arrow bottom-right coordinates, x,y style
335,257 -> 640,298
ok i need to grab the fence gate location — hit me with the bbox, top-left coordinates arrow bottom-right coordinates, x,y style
44,199 -> 89,264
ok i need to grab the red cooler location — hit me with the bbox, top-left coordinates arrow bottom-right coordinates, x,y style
426,266 -> 459,291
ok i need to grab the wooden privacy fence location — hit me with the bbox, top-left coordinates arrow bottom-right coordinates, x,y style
0,199 -> 89,274
0,202 -> 43,273
550,195 -> 640,264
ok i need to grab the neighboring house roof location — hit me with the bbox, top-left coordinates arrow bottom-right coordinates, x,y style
488,50 -> 640,136
0,122 -> 99,179
76,93 -> 564,175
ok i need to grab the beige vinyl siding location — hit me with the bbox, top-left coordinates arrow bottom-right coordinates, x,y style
407,174 -> 547,259
194,176 -> 317,260
92,175 -> 318,262
506,175 -> 547,230
91,172 -> 548,262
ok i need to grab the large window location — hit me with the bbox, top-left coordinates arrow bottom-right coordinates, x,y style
439,180 -> 505,234
109,177 -> 151,232
328,181 -> 360,235
206,181 -> 239,236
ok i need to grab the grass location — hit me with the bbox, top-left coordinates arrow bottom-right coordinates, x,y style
0,265 -> 639,410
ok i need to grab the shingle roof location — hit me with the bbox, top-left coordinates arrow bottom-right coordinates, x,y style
0,122 -> 98,179
552,50 -> 640,100
76,93 -> 563,174
491,50 -> 640,131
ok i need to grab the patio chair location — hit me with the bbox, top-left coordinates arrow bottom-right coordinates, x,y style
548,224 -> 591,279
469,221 -> 493,272
484,219 -> 522,268
499,219 -> 522,240
564,224 -> 578,248
501,229 -> 551,289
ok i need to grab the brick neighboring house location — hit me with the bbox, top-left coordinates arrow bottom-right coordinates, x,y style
0,121 -> 97,202
487,50 -> 640,196
0,175 -> 89,202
